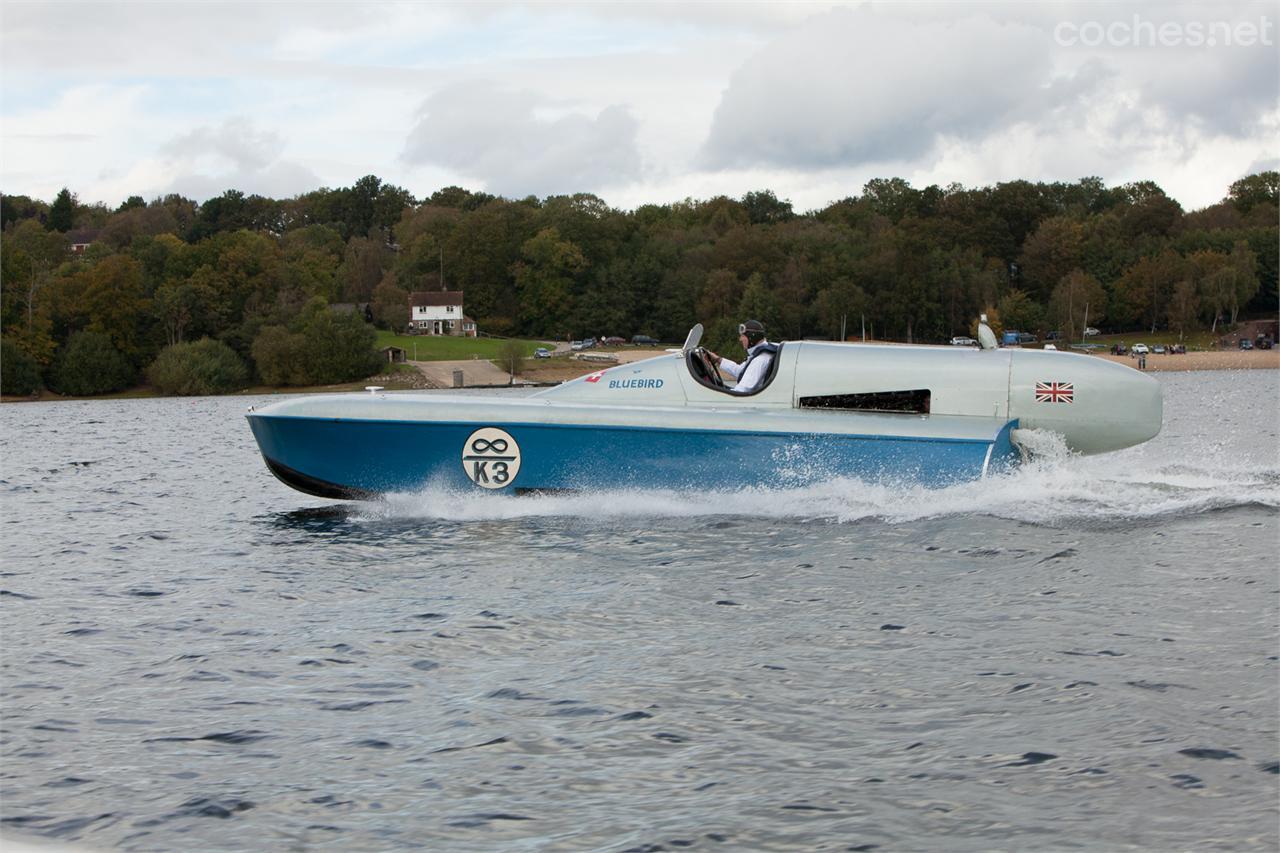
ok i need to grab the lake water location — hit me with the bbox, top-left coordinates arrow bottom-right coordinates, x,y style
2,370 -> 1277,851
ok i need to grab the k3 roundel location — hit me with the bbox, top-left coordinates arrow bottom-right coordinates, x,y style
462,427 -> 521,488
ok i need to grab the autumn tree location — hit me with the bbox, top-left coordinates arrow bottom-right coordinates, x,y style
1112,249 -> 1186,333
996,289 -> 1043,335
1019,216 -> 1083,303
1048,270 -> 1106,342
1167,280 -> 1200,341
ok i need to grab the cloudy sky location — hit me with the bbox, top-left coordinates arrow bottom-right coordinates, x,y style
2,1 -> 1276,212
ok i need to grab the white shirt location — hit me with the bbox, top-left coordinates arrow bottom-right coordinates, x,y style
719,341 -> 774,393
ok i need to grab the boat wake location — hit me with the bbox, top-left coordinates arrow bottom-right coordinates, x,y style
361,441 -> 1280,527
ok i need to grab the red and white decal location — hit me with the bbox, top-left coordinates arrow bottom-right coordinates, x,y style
1035,381 -> 1074,403
584,371 -> 606,384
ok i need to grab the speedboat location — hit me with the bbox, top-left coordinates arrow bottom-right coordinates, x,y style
246,323 -> 1162,498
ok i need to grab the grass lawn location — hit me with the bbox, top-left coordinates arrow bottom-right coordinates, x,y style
375,331 -> 550,361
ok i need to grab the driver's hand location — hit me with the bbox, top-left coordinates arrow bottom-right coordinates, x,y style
707,350 -> 720,365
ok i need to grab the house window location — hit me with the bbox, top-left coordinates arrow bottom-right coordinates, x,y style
446,305 -> 455,313
446,320 -> 455,329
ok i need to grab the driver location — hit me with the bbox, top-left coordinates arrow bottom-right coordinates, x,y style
706,320 -> 777,393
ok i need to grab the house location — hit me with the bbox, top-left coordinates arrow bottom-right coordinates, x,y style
66,228 -> 100,254
408,290 -> 477,337
379,345 -> 407,364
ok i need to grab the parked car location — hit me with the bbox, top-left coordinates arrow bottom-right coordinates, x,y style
570,340 -> 584,351
631,335 -> 659,345
1084,327 -> 1100,337
1045,331 -> 1062,341
1110,343 -> 1128,355
534,347 -> 551,359
602,336 -> 626,346
1170,343 -> 1186,354
950,336 -> 977,346
1239,338 -> 1254,350
1131,343 -> 1149,355
581,337 -> 597,349
1258,337 -> 1273,350
1152,344 -> 1166,354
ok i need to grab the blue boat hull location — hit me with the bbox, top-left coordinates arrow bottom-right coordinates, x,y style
247,412 -> 1020,498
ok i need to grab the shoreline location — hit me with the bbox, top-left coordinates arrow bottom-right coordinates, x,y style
4,348 -> 1276,404
1092,350 -> 1279,372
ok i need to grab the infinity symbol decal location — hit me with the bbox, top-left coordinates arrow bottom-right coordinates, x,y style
470,438 -> 509,454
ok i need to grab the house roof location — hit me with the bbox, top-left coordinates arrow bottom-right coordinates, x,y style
66,228 -> 100,245
408,290 -> 463,306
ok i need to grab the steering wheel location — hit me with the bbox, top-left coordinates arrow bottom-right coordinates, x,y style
693,347 -> 726,388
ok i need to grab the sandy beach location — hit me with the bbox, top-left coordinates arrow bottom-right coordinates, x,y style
1094,350 -> 1280,372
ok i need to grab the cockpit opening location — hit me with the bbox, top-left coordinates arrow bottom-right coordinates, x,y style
687,344 -> 784,396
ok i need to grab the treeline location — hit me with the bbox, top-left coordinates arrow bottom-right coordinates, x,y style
2,172 -> 1276,396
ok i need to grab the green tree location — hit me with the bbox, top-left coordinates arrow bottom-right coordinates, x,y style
775,255 -> 809,339
298,299 -> 380,384
737,272 -> 780,332
250,325 -> 308,385
153,271 -> 218,346
697,268 -> 739,321
1228,171 -> 1278,213
1019,216 -> 1083,303
741,189 -> 794,224
250,298 -> 379,386
0,221 -> 62,363
1,338 -> 43,395
812,277 -> 868,340
147,338 -> 248,395
50,330 -> 136,395
339,235 -> 393,302
1,194 -> 48,229
512,228 -> 586,337
48,188 -> 75,232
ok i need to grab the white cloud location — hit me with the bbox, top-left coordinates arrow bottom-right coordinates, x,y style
402,81 -> 643,198
701,7 -> 1054,170
154,118 -> 323,201
694,2 -> 1278,208
0,1 -> 1274,210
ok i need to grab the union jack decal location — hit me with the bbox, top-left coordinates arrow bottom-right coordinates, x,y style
1035,381 -> 1074,403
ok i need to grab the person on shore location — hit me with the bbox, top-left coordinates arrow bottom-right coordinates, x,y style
706,319 -> 778,393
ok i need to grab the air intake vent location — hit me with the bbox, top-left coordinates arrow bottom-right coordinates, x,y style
798,389 -> 931,414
